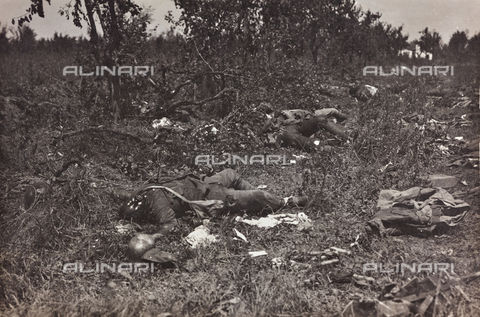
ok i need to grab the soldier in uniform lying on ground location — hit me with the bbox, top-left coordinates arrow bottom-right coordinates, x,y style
261,107 -> 351,152
119,168 -> 308,236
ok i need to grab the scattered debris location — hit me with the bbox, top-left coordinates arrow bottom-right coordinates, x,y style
271,257 -> 285,269
330,247 -> 351,255
248,250 -> 267,257
233,228 -> 248,242
271,245 -> 351,270
152,117 -> 173,129
185,225 -> 219,248
379,162 -> 393,173
350,234 -> 361,248
437,144 -> 450,154
320,259 -> 339,266
235,213 -> 311,228
292,154 -> 308,160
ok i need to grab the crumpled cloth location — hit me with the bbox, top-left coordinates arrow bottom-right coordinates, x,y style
185,225 -> 219,248
369,187 -> 470,236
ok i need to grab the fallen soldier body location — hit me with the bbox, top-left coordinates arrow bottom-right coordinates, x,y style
120,169 -> 308,259
262,108 -> 351,152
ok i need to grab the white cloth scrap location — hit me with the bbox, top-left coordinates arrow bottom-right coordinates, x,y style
185,225 -> 219,248
235,213 -> 311,228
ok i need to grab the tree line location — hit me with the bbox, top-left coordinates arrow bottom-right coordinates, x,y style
1,0 -> 479,121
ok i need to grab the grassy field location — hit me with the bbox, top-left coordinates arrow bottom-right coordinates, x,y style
0,48 -> 479,317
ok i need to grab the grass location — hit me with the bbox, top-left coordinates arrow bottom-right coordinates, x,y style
0,48 -> 479,316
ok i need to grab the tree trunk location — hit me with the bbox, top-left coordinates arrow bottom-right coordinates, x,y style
107,0 -> 124,123
84,0 -> 99,61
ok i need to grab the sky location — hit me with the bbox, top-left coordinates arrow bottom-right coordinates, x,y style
0,0 -> 479,44
0,0 -> 179,39
354,0 -> 480,43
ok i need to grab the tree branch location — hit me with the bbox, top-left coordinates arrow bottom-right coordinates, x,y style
193,40 -> 214,71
